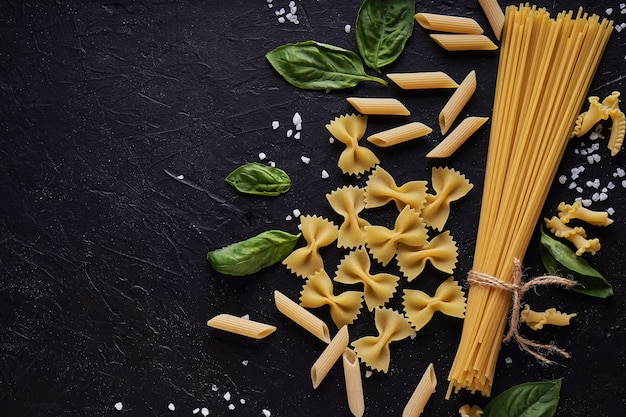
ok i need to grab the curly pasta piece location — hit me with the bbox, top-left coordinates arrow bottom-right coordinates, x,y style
283,215 -> 339,278
300,269 -> 364,329
459,404 -> 483,417
326,114 -> 379,176
544,216 -> 601,256
402,277 -> 466,331
421,167 -> 473,231
557,201 -> 613,226
326,186 -> 371,249
608,106 -> 624,156
364,165 -> 428,211
365,206 -> 428,266
396,231 -> 459,281
520,305 -> 577,330
352,307 -> 414,373
334,247 -> 400,311
572,96 -> 609,138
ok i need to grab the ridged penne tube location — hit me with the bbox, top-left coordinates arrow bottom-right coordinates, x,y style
347,97 -> 410,116
430,34 -> 498,52
402,363 -> 437,417
439,70 -> 476,135
427,116 -> 489,158
415,13 -> 484,34
311,325 -> 349,389
274,290 -> 331,343
367,122 -> 433,147
342,348 -> 365,417
207,314 -> 276,339
387,72 -> 459,90
478,0 -> 505,40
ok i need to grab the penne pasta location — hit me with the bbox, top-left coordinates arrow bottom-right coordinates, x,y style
478,0 -> 505,40
311,325 -> 349,388
207,314 -> 276,339
342,348 -> 365,417
347,97 -> 410,116
402,363 -> 437,417
367,122 -> 432,147
274,290 -> 331,343
387,71 -> 459,90
429,34 -> 498,51
415,13 -> 484,34
439,70 -> 477,135
427,116 -> 489,158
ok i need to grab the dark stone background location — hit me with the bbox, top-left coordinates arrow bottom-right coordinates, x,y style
1,0 -> 624,416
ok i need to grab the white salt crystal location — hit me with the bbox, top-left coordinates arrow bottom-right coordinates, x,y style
176,174 -> 184,180
258,152 -> 266,160
622,179 -> 626,187
590,131 -> 599,140
606,7 -> 613,15
582,199 -> 593,207
505,357 -> 513,364
558,175 -> 567,184
295,123 -> 302,131
607,181 -> 615,189
262,409 -> 272,417
240,399 -> 246,404
592,143 -> 600,151
581,149 -> 588,155
211,384 -> 219,391
285,215 -> 292,221
607,207 -> 615,215
576,187 -> 583,193
587,155 -> 595,164
365,370 -> 373,378
201,408 -> 210,416
224,392 -> 231,401
345,24 -> 351,33
268,161 -> 276,167
616,25 -> 623,32
228,404 -> 235,410
599,192 -> 608,201
593,154 -> 602,163
321,169 -> 329,179
622,8 -> 626,14
242,360 -> 248,366
328,137 -> 335,144
574,149 -> 580,154
271,121 -> 279,130
592,192 -> 600,202
286,129 -> 293,137
240,314 -> 249,320
615,168 -> 625,177
275,7 -> 285,15
293,132 -> 301,140
168,403 -> 176,411
193,409 -> 200,414
621,3 -> 626,9
292,112 -> 302,125
278,16 -> 285,23
569,182 -> 577,189
114,402 -> 123,411
293,208 -> 301,217
301,156 -> 310,164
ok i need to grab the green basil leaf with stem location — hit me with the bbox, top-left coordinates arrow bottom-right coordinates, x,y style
226,162 -> 291,196
356,0 -> 415,73
539,226 -> 613,298
265,40 -> 387,90
483,379 -> 562,417
207,230 -> 301,276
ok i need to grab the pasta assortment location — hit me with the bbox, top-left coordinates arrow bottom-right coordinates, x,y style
282,215 -> 339,278
396,231 -> 459,281
403,277 -> 466,331
421,167 -> 474,231
326,113 -> 379,176
364,165 -> 428,212
326,186 -> 371,249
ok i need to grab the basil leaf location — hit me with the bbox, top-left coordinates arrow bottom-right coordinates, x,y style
207,230 -> 301,276
226,162 -> 291,196
483,379 -> 562,417
356,0 -> 415,73
539,226 -> 613,298
265,40 -> 387,90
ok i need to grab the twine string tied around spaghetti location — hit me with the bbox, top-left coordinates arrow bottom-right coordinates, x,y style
468,258 -> 577,364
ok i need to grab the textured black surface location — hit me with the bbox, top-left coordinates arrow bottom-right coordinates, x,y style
1,1 -> 625,416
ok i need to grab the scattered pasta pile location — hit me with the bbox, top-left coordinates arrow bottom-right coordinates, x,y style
447,4 -> 613,397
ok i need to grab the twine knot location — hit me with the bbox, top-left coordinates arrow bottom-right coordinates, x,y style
468,258 -> 577,364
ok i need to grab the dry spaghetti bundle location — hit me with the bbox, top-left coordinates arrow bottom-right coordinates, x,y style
447,4 -> 613,397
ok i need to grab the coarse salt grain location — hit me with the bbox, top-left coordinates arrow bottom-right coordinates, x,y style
240,314 -> 250,320
272,121 -> 279,130
582,199 -> 592,207
590,131 -> 599,140
268,161 -> 276,167
193,408 -> 200,414
301,156 -> 310,164
606,7 -> 613,15
558,175 -> 567,184
202,408 -> 210,416
211,384 -> 218,391
607,207 -> 615,215
576,187 -> 583,193
242,360 -> 248,366
240,399 -> 246,404
615,168 -> 625,177
293,208 -> 301,217
622,179 -> 626,188
587,155 -> 596,164
292,112 -> 302,125
262,409 -> 272,417
328,137 -> 335,144
600,192 -> 608,201
616,25 -> 623,32
228,404 -> 235,410
275,7 -> 285,15
224,392 -> 231,401
258,152 -> 266,160
278,16 -> 285,23
345,24 -> 351,33
321,169 -> 329,179
286,129 -> 293,137
285,215 -> 292,220
168,403 -> 175,411
294,132 -> 301,140
365,370 -> 373,378
114,402 -> 123,411
608,181 -> 616,189
505,357 -> 513,364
